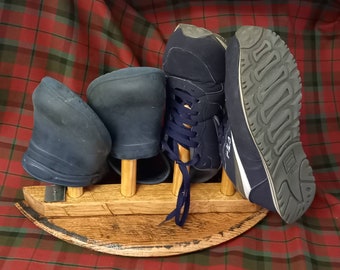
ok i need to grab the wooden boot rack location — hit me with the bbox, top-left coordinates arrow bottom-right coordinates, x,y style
16,146 -> 267,257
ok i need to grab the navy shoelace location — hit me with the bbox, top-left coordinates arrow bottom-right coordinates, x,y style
162,88 -> 199,226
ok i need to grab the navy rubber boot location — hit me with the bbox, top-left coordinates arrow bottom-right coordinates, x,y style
22,77 -> 112,187
162,24 -> 227,226
108,152 -> 171,184
87,67 -> 168,182
220,26 -> 315,224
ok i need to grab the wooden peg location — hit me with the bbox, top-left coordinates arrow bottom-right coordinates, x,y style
220,169 -> 235,196
172,103 -> 192,196
172,144 -> 190,196
67,187 -> 84,198
121,159 -> 137,197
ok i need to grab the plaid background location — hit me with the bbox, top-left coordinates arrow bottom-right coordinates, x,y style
1,0 -> 340,269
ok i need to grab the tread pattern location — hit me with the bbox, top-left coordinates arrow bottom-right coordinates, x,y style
236,26 -> 315,223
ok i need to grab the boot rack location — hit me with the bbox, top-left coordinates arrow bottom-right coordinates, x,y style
16,147 -> 267,257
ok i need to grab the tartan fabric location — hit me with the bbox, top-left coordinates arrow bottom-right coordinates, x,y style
1,0 -> 340,269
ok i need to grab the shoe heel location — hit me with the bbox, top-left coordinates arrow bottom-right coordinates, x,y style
272,142 -> 315,223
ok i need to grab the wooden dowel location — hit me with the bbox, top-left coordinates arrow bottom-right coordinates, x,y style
220,169 -> 235,196
67,187 -> 84,198
172,103 -> 192,196
121,159 -> 137,197
172,144 -> 190,196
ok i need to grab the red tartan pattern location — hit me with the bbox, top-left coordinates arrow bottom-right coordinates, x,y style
1,0 -> 340,269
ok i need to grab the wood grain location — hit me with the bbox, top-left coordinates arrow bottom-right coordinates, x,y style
16,200 -> 267,257
22,183 -> 261,218
121,159 -> 137,197
220,169 -> 236,196
67,187 -> 84,198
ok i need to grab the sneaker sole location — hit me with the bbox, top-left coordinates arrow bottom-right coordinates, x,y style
236,26 -> 315,223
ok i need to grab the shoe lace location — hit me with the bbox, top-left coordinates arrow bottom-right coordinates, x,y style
162,87 -> 200,226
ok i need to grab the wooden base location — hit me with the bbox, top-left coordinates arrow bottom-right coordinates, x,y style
22,183 -> 260,217
16,183 -> 267,257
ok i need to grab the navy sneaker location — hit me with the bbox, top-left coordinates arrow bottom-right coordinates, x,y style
220,26 -> 315,223
22,77 -> 112,187
162,24 -> 226,226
